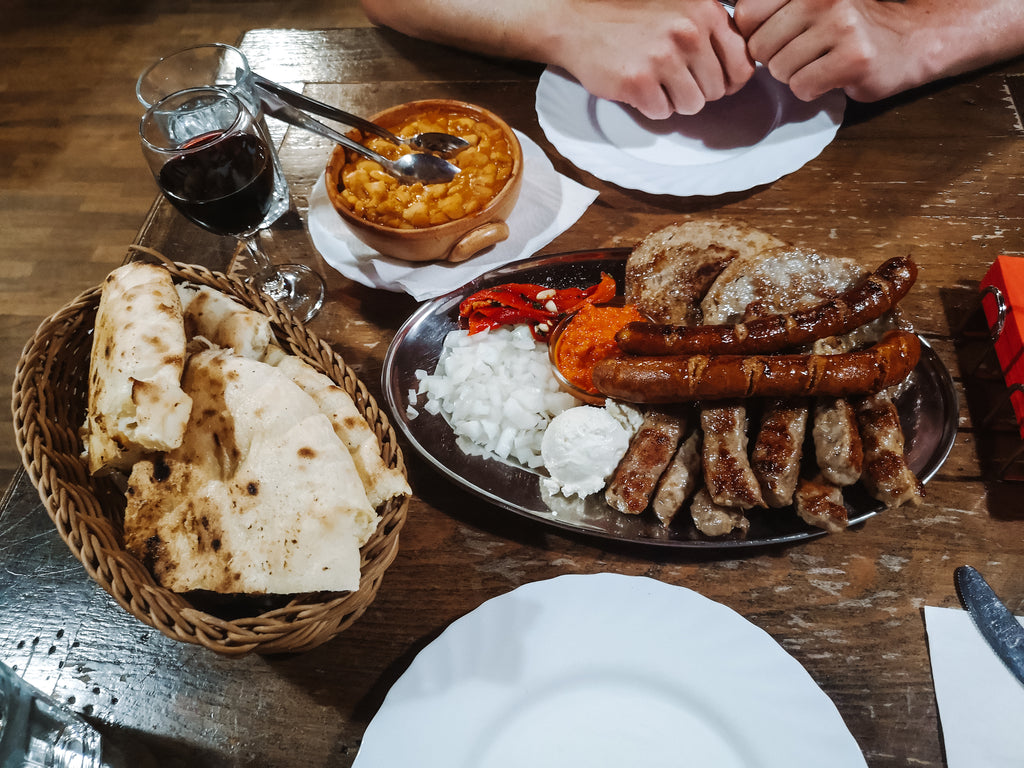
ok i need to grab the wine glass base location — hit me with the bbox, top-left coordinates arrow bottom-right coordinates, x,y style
257,263 -> 326,323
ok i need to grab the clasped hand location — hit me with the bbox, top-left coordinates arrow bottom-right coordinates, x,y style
578,0 -> 913,119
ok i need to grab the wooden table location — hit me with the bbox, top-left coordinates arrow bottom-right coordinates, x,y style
3,26 -> 1024,768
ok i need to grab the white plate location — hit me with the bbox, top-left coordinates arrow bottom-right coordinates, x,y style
535,66 -> 845,196
353,573 -> 867,767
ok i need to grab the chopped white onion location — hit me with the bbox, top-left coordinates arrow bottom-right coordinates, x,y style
413,326 -> 579,467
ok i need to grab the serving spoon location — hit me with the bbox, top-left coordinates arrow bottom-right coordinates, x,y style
254,82 -> 461,185
252,73 -> 470,157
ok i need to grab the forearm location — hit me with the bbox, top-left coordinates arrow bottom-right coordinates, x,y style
736,0 -> 1024,102
360,0 -> 755,117
358,0 -> 571,65
904,0 -> 1024,83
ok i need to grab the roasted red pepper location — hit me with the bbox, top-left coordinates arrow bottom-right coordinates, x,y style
459,273 -> 617,340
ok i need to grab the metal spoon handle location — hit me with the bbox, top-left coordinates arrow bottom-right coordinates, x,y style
252,73 -> 401,145
254,83 -> 458,184
253,82 -> 391,164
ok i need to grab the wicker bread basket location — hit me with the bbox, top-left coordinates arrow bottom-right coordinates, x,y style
11,253 -> 409,656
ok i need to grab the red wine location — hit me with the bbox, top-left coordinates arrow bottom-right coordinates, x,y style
158,131 -> 276,236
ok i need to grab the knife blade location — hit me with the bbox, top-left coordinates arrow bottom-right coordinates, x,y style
954,565 -> 1024,686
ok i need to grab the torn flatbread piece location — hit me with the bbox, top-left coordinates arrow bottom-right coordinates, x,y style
265,349 -> 411,509
176,283 -> 274,361
82,262 -> 192,475
124,348 -> 378,594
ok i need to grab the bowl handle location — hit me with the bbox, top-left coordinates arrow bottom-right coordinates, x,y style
447,221 -> 510,263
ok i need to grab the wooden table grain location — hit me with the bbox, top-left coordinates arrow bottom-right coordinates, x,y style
4,26 -> 1024,767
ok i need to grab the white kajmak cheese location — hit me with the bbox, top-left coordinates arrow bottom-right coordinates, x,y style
541,405 -> 631,499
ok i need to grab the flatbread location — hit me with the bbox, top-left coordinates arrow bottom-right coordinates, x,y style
265,348 -> 411,509
82,263 -> 192,475
124,348 -> 378,594
176,284 -> 274,360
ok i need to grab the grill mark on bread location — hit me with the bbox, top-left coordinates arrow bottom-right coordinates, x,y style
152,456 -> 171,483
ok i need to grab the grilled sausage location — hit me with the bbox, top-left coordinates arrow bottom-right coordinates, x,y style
813,396 -> 864,486
701,403 -> 765,510
793,475 -> 849,533
751,398 -> 809,508
605,410 -> 685,515
855,391 -> 923,508
808,336 -> 863,487
689,486 -> 750,537
617,255 -> 917,356
592,330 -> 921,404
651,430 -> 702,526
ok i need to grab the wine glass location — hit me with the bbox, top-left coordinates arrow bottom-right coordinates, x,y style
137,44 -> 293,226
140,86 -> 325,322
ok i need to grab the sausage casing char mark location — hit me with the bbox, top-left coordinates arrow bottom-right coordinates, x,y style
605,410 -> 685,515
751,398 -> 810,508
592,330 -> 921,404
855,391 -> 923,508
700,402 -> 765,510
616,255 -> 918,356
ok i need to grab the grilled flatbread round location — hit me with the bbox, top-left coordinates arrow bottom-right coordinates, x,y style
266,350 -> 411,509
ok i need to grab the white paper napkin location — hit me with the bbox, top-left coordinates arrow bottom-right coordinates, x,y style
924,605 -> 1024,767
306,130 -> 598,302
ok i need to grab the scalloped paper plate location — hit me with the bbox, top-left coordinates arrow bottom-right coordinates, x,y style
353,573 -> 867,767
535,66 -> 845,196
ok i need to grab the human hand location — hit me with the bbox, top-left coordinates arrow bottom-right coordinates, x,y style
733,0 -> 915,102
552,0 -> 754,118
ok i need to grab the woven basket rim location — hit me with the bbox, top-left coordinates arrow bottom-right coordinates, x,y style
11,253 -> 409,656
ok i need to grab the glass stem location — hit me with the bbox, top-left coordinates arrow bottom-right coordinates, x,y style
240,233 -> 288,301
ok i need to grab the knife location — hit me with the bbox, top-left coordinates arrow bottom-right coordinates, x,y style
954,565 -> 1024,685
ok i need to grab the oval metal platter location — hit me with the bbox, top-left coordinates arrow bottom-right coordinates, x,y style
382,249 -> 958,549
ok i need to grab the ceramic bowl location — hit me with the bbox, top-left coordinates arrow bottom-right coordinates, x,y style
324,99 -> 523,263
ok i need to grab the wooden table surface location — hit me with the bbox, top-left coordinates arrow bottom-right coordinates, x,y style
3,26 -> 1024,768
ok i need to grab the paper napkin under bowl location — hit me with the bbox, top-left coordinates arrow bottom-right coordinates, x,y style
306,130 -> 598,302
